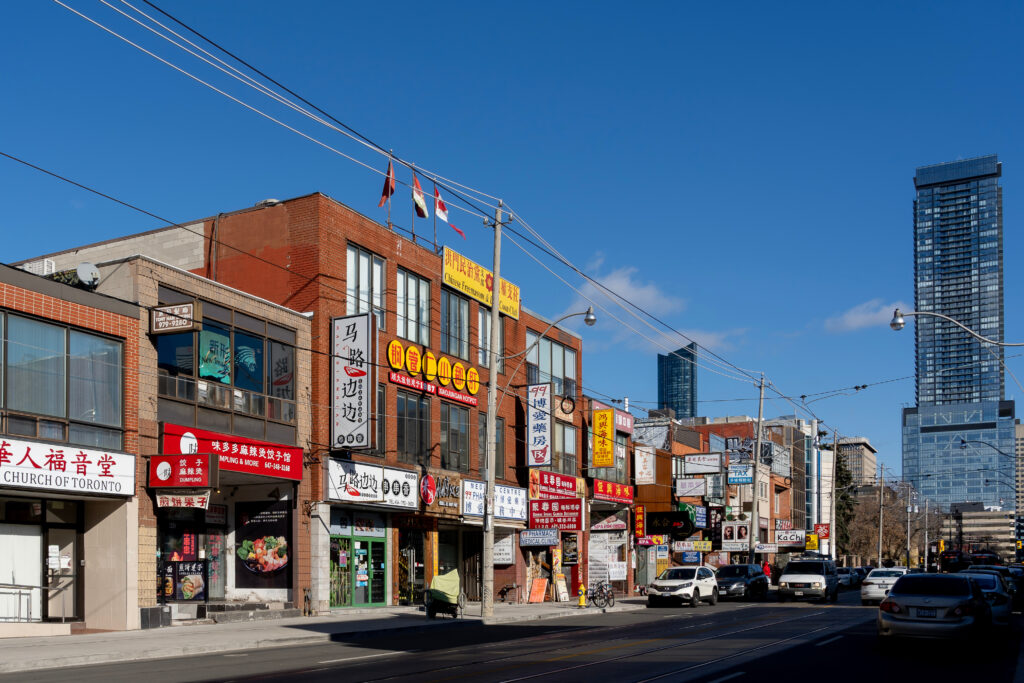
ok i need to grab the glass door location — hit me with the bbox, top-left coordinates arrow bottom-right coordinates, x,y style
352,540 -> 371,605
45,528 -> 76,621
370,543 -> 386,604
0,524 -> 42,621
329,536 -> 352,607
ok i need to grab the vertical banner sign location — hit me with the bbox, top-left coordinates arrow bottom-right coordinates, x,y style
527,383 -> 552,467
332,314 -> 373,449
592,409 -> 614,468
634,505 -> 646,537
634,444 -> 656,485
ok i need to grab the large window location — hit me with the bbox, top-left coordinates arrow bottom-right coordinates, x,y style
346,245 -> 385,329
478,413 -> 505,481
441,402 -> 470,472
3,313 -> 123,450
397,268 -> 430,345
526,331 -> 577,397
441,290 -> 470,360
397,389 -> 430,465
477,309 -> 504,373
553,422 -> 577,476
155,289 -> 298,443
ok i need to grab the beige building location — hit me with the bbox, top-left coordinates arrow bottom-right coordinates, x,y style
838,436 -> 877,487
941,504 -> 1015,562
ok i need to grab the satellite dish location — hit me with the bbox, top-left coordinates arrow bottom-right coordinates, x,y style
76,262 -> 101,290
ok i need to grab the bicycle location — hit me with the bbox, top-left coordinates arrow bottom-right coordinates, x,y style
588,581 -> 616,608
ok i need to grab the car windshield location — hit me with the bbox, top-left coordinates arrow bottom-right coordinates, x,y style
716,566 -> 746,578
783,562 -> 824,574
891,576 -> 970,596
867,570 -> 902,579
962,574 -> 998,590
657,568 -> 696,581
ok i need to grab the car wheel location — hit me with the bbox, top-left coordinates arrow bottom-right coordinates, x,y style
646,598 -> 657,608
709,588 -> 718,606
690,590 -> 700,608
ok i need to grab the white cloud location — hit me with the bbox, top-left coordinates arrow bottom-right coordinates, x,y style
824,299 -> 908,333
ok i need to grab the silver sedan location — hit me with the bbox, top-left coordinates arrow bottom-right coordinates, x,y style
861,568 -> 907,606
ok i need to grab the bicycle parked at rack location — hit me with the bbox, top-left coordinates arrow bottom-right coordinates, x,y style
588,581 -> 616,608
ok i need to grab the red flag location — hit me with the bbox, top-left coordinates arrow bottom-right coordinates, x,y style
412,174 -> 429,218
378,160 -> 395,207
434,186 -> 464,238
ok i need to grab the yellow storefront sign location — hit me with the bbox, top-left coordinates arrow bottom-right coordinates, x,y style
805,533 -> 819,551
387,340 -> 405,371
423,351 -> 438,382
443,247 -> 521,320
592,409 -> 614,467
384,340 -> 479,396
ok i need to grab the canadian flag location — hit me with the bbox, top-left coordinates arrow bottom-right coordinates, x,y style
434,186 -> 464,239
412,174 -> 429,218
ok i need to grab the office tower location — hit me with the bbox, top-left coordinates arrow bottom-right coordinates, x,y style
902,155 -> 1016,511
657,343 -> 697,419
837,436 -> 878,487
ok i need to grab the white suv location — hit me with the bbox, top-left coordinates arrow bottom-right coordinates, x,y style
647,566 -> 719,607
778,559 -> 839,602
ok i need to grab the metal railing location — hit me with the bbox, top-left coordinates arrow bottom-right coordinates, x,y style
0,581 -> 71,623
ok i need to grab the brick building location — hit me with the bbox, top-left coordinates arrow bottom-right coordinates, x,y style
24,192 -> 598,610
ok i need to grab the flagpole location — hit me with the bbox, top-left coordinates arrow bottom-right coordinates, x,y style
432,182 -> 439,253
411,170 -> 416,244
387,151 -> 393,231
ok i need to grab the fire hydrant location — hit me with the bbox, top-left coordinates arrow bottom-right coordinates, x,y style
577,585 -> 586,608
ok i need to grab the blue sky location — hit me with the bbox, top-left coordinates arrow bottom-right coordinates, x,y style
3,2 -> 1023,473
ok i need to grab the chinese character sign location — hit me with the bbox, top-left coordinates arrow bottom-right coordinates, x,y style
634,445 -> 656,485
526,384 -> 552,467
162,424 -> 301,481
529,498 -> 583,531
0,437 -> 134,497
332,314 -> 374,449
592,409 -> 614,467
814,523 -> 831,539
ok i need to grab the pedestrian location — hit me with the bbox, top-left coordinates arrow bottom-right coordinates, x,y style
761,559 -> 771,582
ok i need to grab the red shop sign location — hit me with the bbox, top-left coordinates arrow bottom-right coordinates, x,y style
528,469 -> 577,499
593,479 -> 634,504
149,453 -> 217,488
162,423 -> 302,481
529,497 -> 583,531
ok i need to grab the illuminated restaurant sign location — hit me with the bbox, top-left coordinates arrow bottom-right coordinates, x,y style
386,339 -> 479,407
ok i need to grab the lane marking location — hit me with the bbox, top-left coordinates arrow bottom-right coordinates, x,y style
815,635 -> 843,647
318,651 -> 411,664
708,673 -> 746,683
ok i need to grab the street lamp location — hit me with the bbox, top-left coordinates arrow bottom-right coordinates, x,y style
889,308 -> 1024,346
481,269 -> 596,618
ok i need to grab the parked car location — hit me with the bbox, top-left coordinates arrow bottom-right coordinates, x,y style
715,563 -> 770,600
958,571 -> 1013,626
877,574 -> 991,641
836,567 -> 858,588
959,566 -> 1022,609
853,567 -> 869,584
861,567 -> 908,605
778,558 -> 839,602
647,566 -> 719,607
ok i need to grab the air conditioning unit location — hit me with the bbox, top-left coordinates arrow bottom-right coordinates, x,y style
21,258 -> 56,276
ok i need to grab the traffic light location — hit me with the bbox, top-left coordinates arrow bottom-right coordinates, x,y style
1017,540 -> 1022,550
938,539 -> 945,552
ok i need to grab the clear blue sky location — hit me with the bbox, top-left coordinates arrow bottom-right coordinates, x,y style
3,2 -> 1023,473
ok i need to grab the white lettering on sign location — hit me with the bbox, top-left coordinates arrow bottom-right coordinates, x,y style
0,438 -> 133,497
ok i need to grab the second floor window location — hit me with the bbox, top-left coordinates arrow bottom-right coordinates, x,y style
396,390 -> 430,465
441,290 -> 470,360
397,268 -> 430,345
346,245 -> 385,329
526,330 -> 576,397
477,309 -> 504,373
553,422 -> 577,477
441,402 -> 470,472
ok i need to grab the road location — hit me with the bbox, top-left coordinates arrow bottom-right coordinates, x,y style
6,590 -> 1022,683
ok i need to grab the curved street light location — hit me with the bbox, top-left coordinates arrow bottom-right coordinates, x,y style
890,308 -> 1024,346
959,438 -> 1016,460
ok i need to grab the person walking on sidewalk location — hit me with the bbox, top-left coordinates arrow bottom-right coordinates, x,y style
761,559 -> 772,585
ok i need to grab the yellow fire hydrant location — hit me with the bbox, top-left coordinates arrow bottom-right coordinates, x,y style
577,585 -> 586,608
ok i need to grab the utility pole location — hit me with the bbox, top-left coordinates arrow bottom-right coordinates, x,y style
906,485 -> 912,568
878,464 -> 884,567
748,373 -> 765,563
923,500 -> 929,571
481,201 -> 503,618
831,428 -> 838,560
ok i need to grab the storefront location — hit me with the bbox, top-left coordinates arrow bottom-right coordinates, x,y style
0,437 -> 135,626
527,470 -> 585,602
154,423 -> 302,611
325,459 -> 418,608
461,479 -> 528,601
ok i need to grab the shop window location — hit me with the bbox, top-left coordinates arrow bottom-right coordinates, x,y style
477,413 -> 505,480
199,321 -> 232,384
441,402 -> 470,472
526,330 -> 576,397
441,290 -> 470,360
69,330 -> 122,428
397,389 -> 430,465
477,309 -> 504,373
233,331 -> 264,394
0,497 -> 42,523
346,244 -> 385,329
397,268 -> 430,345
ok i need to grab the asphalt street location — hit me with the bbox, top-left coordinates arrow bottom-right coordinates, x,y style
5,590 -> 1021,683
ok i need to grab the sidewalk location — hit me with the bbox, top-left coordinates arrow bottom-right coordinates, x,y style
0,598 -> 646,674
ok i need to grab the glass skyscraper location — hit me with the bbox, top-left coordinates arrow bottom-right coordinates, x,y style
902,155 -> 1016,511
657,343 -> 697,419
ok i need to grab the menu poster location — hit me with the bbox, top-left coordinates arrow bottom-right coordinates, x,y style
235,500 -> 291,589
528,577 -> 549,603
562,532 -> 579,565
